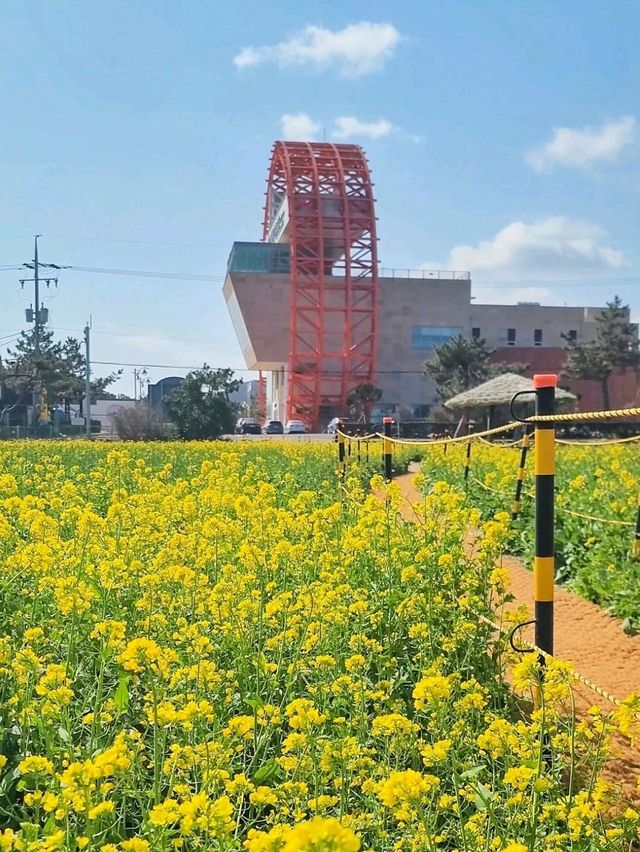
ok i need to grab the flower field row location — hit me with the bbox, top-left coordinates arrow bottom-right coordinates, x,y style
418,438 -> 640,632
0,440 -> 638,850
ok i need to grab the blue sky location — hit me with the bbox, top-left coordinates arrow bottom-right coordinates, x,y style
0,0 -> 638,394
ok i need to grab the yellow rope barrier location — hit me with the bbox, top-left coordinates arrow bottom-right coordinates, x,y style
528,405 -> 640,424
555,504 -> 635,527
476,613 -> 622,706
476,435 -> 523,448
376,420 -> 521,446
556,434 -> 640,446
469,474 -> 514,499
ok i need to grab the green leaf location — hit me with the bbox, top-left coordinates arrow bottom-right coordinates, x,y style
57,726 -> 71,744
245,697 -> 264,711
113,674 -> 131,713
252,758 -> 280,785
460,765 -> 485,779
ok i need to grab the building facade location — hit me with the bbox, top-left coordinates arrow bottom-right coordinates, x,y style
224,258 -> 637,420
224,141 -> 638,427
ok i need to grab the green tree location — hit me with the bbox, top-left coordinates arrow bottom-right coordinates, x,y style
425,335 -> 524,401
562,296 -> 640,410
165,366 -> 241,439
0,328 -> 119,408
347,383 -> 383,422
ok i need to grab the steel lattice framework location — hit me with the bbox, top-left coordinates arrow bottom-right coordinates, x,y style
263,141 -> 379,431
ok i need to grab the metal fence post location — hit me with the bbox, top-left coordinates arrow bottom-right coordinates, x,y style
383,417 -> 393,481
464,438 -> 472,486
633,494 -> 640,558
511,427 -> 531,522
338,420 -> 345,479
534,374 -> 556,661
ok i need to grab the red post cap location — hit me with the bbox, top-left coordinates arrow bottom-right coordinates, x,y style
383,416 -> 394,424
533,374 -> 558,389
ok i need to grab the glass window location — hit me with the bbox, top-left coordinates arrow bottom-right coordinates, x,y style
411,326 -> 462,350
534,328 -> 543,346
227,242 -> 290,274
472,327 -> 481,339
568,329 -> 577,341
507,328 -> 516,345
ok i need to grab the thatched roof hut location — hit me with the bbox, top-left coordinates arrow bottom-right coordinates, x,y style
445,373 -> 575,431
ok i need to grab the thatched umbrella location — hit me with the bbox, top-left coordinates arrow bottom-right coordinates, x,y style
445,373 -> 575,432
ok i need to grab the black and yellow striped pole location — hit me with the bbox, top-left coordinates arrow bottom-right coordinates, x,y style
357,437 -> 361,463
534,374 -> 556,660
337,420 -> 346,479
462,422 -> 475,487
383,417 -> 394,481
463,438 -> 472,486
347,431 -> 352,457
511,427 -> 531,522
633,494 -> 640,558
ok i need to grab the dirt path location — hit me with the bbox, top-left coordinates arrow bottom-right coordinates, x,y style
391,465 -> 640,800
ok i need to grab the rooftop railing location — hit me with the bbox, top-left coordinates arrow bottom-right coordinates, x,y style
379,267 -> 471,280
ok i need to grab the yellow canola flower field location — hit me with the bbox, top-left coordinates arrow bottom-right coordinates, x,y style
419,439 -> 640,629
0,441 -> 638,851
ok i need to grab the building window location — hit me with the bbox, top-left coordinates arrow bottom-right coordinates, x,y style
507,328 -> 516,346
568,329 -> 577,342
534,328 -> 543,346
471,327 -> 481,339
410,325 -> 463,350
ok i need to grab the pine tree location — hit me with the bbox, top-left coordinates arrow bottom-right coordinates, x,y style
425,335 -> 525,401
563,296 -> 639,409
165,366 -> 241,439
0,328 -> 119,408
346,383 -> 383,422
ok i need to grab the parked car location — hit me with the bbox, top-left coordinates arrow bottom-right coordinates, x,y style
239,419 -> 261,435
263,419 -> 284,435
285,419 -> 307,434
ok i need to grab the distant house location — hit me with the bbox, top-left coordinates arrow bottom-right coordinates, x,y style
148,377 -> 184,421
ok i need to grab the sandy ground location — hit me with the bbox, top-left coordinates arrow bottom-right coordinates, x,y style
390,465 -> 640,802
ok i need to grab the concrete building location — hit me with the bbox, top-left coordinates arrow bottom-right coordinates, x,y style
225,259 -> 638,419
224,141 -> 638,427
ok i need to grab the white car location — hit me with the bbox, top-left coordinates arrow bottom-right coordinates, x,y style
285,419 -> 307,434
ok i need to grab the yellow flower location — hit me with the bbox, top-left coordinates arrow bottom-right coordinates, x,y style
503,766 -> 536,791
284,817 -> 360,851
18,755 -> 54,776
412,675 -> 452,709
121,841 -> 150,852
378,770 -> 440,808
249,787 -> 278,807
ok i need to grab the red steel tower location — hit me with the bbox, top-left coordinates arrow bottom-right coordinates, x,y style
263,141 -> 379,431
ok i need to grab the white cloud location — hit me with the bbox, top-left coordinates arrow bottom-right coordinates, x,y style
234,22 -> 401,77
449,217 -> 626,274
527,116 -> 636,171
332,116 -> 394,140
280,113 -> 321,140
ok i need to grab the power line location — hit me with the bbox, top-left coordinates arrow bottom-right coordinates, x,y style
92,359 -> 440,375
53,325 -> 221,347
66,265 -> 224,282
48,264 -> 640,288
44,233 -> 215,249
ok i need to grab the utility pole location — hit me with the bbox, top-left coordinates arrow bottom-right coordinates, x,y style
34,235 -> 41,353
84,322 -> 91,438
20,236 -> 64,430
